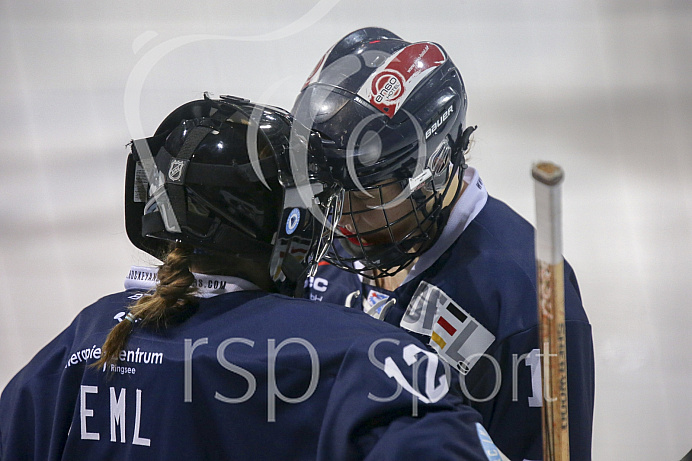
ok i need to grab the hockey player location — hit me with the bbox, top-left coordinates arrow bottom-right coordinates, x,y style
0,95 -> 505,460
293,28 -> 595,460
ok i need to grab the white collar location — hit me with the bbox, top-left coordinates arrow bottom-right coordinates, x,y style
124,266 -> 261,298
403,166 -> 488,285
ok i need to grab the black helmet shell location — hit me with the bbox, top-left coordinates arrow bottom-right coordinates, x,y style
293,27 -> 468,189
125,94 -> 341,294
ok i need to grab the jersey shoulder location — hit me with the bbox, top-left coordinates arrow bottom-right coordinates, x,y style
409,195 -> 587,339
3,290 -> 137,386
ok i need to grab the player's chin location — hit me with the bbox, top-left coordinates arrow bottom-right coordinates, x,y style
339,236 -> 385,259
337,227 -> 384,247
344,238 -> 413,269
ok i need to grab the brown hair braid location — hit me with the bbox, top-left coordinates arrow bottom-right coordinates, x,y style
93,244 -> 198,369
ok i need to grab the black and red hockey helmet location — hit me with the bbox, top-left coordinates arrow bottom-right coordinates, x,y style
292,27 -> 475,277
125,94 -> 342,295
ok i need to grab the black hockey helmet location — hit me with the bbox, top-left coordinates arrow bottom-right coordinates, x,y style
292,27 -> 476,277
125,94 -> 342,295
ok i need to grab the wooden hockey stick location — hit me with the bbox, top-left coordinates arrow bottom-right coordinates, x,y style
532,162 -> 570,460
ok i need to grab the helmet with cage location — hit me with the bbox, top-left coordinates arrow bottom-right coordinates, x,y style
125,94 -> 342,295
292,27 -> 475,277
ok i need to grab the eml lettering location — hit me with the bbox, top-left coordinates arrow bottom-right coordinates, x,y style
80,385 -> 151,446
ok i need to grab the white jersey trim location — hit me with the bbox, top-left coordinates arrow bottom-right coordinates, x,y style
403,166 -> 488,285
124,266 -> 261,298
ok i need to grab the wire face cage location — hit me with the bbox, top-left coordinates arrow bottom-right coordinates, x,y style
324,173 -> 455,279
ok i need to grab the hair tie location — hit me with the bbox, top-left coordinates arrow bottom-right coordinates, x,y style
125,313 -> 137,323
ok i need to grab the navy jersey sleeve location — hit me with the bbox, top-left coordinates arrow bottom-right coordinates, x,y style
0,321 -> 80,461
317,331 -> 503,461
458,320 -> 593,461
0,292 -> 140,461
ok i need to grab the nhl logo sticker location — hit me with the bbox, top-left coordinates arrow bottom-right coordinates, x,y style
286,208 -> 301,235
168,159 -> 187,184
426,136 -> 452,174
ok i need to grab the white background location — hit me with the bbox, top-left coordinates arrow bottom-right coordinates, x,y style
1,0 -> 690,459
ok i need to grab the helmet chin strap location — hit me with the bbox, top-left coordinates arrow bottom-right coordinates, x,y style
442,173 -> 462,208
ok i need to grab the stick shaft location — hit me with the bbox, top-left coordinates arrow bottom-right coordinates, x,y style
533,162 -> 570,461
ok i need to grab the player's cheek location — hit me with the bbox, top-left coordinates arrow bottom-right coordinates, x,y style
355,209 -> 388,235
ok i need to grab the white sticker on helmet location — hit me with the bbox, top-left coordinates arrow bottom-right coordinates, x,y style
286,208 -> 301,235
357,42 -> 446,119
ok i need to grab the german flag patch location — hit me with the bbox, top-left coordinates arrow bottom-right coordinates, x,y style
401,282 -> 495,375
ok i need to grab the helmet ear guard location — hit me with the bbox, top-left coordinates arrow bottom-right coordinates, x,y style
124,94 -> 340,296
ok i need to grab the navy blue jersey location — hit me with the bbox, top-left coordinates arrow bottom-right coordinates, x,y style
306,169 -> 594,460
0,272 -> 505,461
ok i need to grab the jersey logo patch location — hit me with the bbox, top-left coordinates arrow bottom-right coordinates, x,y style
363,289 -> 395,320
365,289 -> 389,312
400,281 -> 495,374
